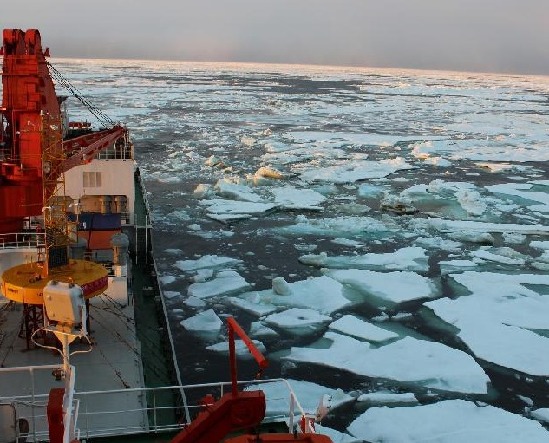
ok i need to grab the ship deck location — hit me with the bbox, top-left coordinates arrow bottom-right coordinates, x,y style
0,267 -> 151,439
0,171 -> 182,441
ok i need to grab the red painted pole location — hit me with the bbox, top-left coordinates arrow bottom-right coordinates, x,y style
47,388 -> 65,443
226,317 -> 269,397
228,322 -> 238,397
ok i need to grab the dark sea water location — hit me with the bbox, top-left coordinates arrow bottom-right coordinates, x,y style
52,60 -> 549,435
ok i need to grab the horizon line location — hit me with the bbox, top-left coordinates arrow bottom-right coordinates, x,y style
41,56 -> 549,80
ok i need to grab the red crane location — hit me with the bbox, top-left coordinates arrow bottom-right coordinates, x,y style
170,317 -> 331,443
0,28 -> 127,235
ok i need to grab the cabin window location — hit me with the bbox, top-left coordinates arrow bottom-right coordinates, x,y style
83,171 -> 102,187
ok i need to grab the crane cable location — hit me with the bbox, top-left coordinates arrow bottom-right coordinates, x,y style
46,60 -> 116,127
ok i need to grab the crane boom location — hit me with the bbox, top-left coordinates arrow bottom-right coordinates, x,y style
0,29 -> 127,235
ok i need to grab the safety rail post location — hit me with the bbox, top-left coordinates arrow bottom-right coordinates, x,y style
31,367 -> 37,441
288,392 -> 295,434
153,389 -> 157,432
182,387 -> 191,424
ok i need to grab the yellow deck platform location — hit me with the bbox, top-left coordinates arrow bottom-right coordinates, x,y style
1,259 -> 108,304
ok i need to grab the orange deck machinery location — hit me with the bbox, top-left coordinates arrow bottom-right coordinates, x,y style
0,29 -> 127,347
0,28 -> 126,236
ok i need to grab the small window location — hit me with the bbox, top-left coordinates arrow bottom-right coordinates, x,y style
83,172 -> 102,188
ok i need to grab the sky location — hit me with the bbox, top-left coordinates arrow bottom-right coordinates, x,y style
3,0 -> 549,75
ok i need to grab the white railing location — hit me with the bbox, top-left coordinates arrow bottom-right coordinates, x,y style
1,364 -> 314,441
0,232 -> 46,250
0,365 -> 78,442
75,378 -> 312,439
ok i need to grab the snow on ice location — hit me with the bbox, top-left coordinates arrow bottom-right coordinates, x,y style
328,315 -> 398,343
234,275 -> 351,315
325,269 -> 437,304
425,272 -> 549,375
299,247 -> 429,272
285,332 -> 489,394
348,400 -> 549,442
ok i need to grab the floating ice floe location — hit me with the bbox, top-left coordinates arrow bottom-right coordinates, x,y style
184,296 -> 207,308
531,241 -> 549,251
280,215 -> 395,238
167,210 -> 191,221
531,408 -> 549,424
241,136 -> 256,147
205,155 -> 225,167
191,269 -> 214,282
379,194 -> 417,215
414,218 -> 549,235
235,275 -> 351,315
475,162 -> 517,173
227,294 -> 278,317
425,272 -> 549,375
329,316 -> 398,342
174,255 -> 243,271
271,186 -> 326,210
261,146 -> 340,167
455,188 -> 487,216
254,166 -> 286,179
357,183 -> 385,197
163,290 -> 180,300
348,400 -> 549,442
413,236 -> 462,252
285,332 -> 489,394
193,183 -> 213,198
263,140 -> 294,153
287,131 -> 426,148
165,248 -> 183,255
159,275 -> 176,285
439,259 -> 479,275
264,308 -> 332,336
470,246 -> 527,266
200,198 -> 278,222
206,339 -> 266,357
445,272 -> 549,330
180,309 -> 222,336
447,230 -> 494,244
330,238 -> 364,248
356,391 -> 418,406
246,379 -> 354,418
187,270 -> 251,299
214,178 -> 264,202
299,246 -> 429,272
300,157 -> 413,183
424,156 -> 452,167
410,139 -> 549,163
502,232 -> 527,244
272,277 -> 292,296
249,322 -> 279,339
402,180 -> 488,216
325,270 -> 437,305
487,182 -> 549,213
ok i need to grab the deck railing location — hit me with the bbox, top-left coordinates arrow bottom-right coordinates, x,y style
0,232 -> 46,250
0,366 -> 313,441
75,378 -> 312,439
0,365 -> 77,442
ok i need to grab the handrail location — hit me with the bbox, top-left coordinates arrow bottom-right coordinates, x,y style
0,378 -> 313,441
0,232 -> 46,250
